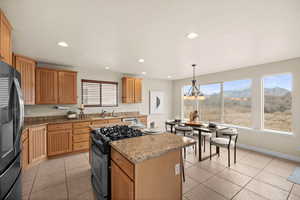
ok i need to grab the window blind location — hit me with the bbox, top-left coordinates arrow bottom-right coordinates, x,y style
81,80 -> 118,107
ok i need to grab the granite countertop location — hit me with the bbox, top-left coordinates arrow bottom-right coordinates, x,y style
110,133 -> 197,164
24,114 -> 147,129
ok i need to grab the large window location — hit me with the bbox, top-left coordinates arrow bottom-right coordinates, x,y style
199,83 -> 222,122
82,79 -> 118,107
223,79 -> 252,127
263,74 -> 292,132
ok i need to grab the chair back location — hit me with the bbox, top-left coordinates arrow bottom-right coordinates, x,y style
217,128 -> 238,138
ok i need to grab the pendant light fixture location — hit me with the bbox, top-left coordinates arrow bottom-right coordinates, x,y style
183,64 -> 205,100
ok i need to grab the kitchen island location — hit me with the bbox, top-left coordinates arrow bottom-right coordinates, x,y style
110,133 -> 196,200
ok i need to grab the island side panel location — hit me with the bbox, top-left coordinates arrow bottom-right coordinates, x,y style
134,149 -> 182,200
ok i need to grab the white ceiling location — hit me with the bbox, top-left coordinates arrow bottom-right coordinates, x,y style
1,0 -> 300,79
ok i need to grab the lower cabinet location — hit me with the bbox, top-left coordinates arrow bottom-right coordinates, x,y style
47,129 -> 72,156
73,122 -> 91,152
21,129 -> 29,168
28,126 -> 47,164
111,161 -> 134,200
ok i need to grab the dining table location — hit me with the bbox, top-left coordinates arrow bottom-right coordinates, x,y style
184,121 -> 229,161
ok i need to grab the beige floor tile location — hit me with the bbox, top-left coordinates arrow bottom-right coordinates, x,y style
21,179 -> 34,197
239,153 -> 272,169
246,179 -> 289,200
185,184 -> 227,200
21,165 -> 39,183
183,175 -> 200,194
32,171 -> 66,192
69,188 -> 95,200
233,189 -> 268,200
292,184 -> 300,197
65,154 -> 90,170
195,160 -> 226,174
184,160 -> 193,169
255,171 -> 293,191
68,174 -> 92,199
203,176 -> 242,199
30,183 -> 68,200
230,163 -> 261,177
289,194 -> 300,200
217,168 -> 251,187
66,165 -> 91,180
263,159 -> 297,178
185,166 -> 214,183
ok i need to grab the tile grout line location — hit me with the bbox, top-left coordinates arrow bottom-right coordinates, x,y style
27,164 -> 41,200
64,158 -> 69,200
287,184 -> 294,199
230,158 -> 274,200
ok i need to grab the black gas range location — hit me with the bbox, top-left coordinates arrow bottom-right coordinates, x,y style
90,125 -> 144,200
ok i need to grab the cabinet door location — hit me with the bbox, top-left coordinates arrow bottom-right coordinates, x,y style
13,55 -> 36,105
122,77 -> 135,103
47,130 -> 72,156
35,68 -> 58,104
28,126 -> 47,164
134,79 -> 142,103
0,11 -> 12,65
58,71 -> 77,104
111,161 -> 134,200
21,130 -> 29,168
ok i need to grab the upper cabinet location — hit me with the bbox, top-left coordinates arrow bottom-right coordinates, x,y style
13,54 -> 36,105
36,67 -> 77,104
36,68 -> 58,104
0,9 -> 12,65
58,71 -> 77,104
122,77 -> 142,104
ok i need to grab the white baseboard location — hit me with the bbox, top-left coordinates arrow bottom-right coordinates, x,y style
237,143 -> 300,163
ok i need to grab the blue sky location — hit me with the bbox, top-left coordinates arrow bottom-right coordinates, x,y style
183,74 -> 292,95
264,74 -> 292,91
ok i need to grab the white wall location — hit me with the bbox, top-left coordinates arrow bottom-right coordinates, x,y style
172,58 -> 300,159
25,63 -> 173,128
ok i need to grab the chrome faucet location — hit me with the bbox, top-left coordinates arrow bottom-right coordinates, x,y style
100,109 -> 107,117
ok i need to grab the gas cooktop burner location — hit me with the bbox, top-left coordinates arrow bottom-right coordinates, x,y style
94,125 -> 144,142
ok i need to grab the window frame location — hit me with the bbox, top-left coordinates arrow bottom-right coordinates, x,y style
261,72 -> 293,133
81,79 -> 119,107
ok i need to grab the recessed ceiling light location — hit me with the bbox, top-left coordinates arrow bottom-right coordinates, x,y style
167,75 -> 172,79
105,66 -> 110,70
138,59 -> 145,63
142,72 -> 146,75
186,32 -> 198,39
57,41 -> 69,47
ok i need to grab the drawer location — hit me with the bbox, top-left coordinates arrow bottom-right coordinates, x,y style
91,120 -> 108,125
48,123 -> 72,131
73,121 -> 91,129
108,119 -> 122,124
73,133 -> 89,142
111,148 -> 134,180
73,128 -> 90,135
73,141 -> 89,151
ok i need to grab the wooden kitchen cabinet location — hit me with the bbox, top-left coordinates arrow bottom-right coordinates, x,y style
72,121 -> 91,152
28,126 -> 47,164
134,78 -> 142,103
47,123 -> 73,156
111,148 -> 181,200
122,77 -> 142,103
111,161 -> 134,200
0,9 -> 12,65
35,67 -> 58,104
58,71 -> 77,104
36,67 -> 77,104
21,129 -> 29,169
13,54 -> 36,105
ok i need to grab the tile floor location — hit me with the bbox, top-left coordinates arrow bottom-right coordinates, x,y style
21,141 -> 300,200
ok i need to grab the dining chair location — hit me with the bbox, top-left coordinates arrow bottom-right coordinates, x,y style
174,125 -> 196,158
209,128 -> 238,167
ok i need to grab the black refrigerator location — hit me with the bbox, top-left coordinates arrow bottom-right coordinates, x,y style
0,61 -> 24,200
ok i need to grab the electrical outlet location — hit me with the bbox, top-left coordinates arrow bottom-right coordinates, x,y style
175,163 -> 180,175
